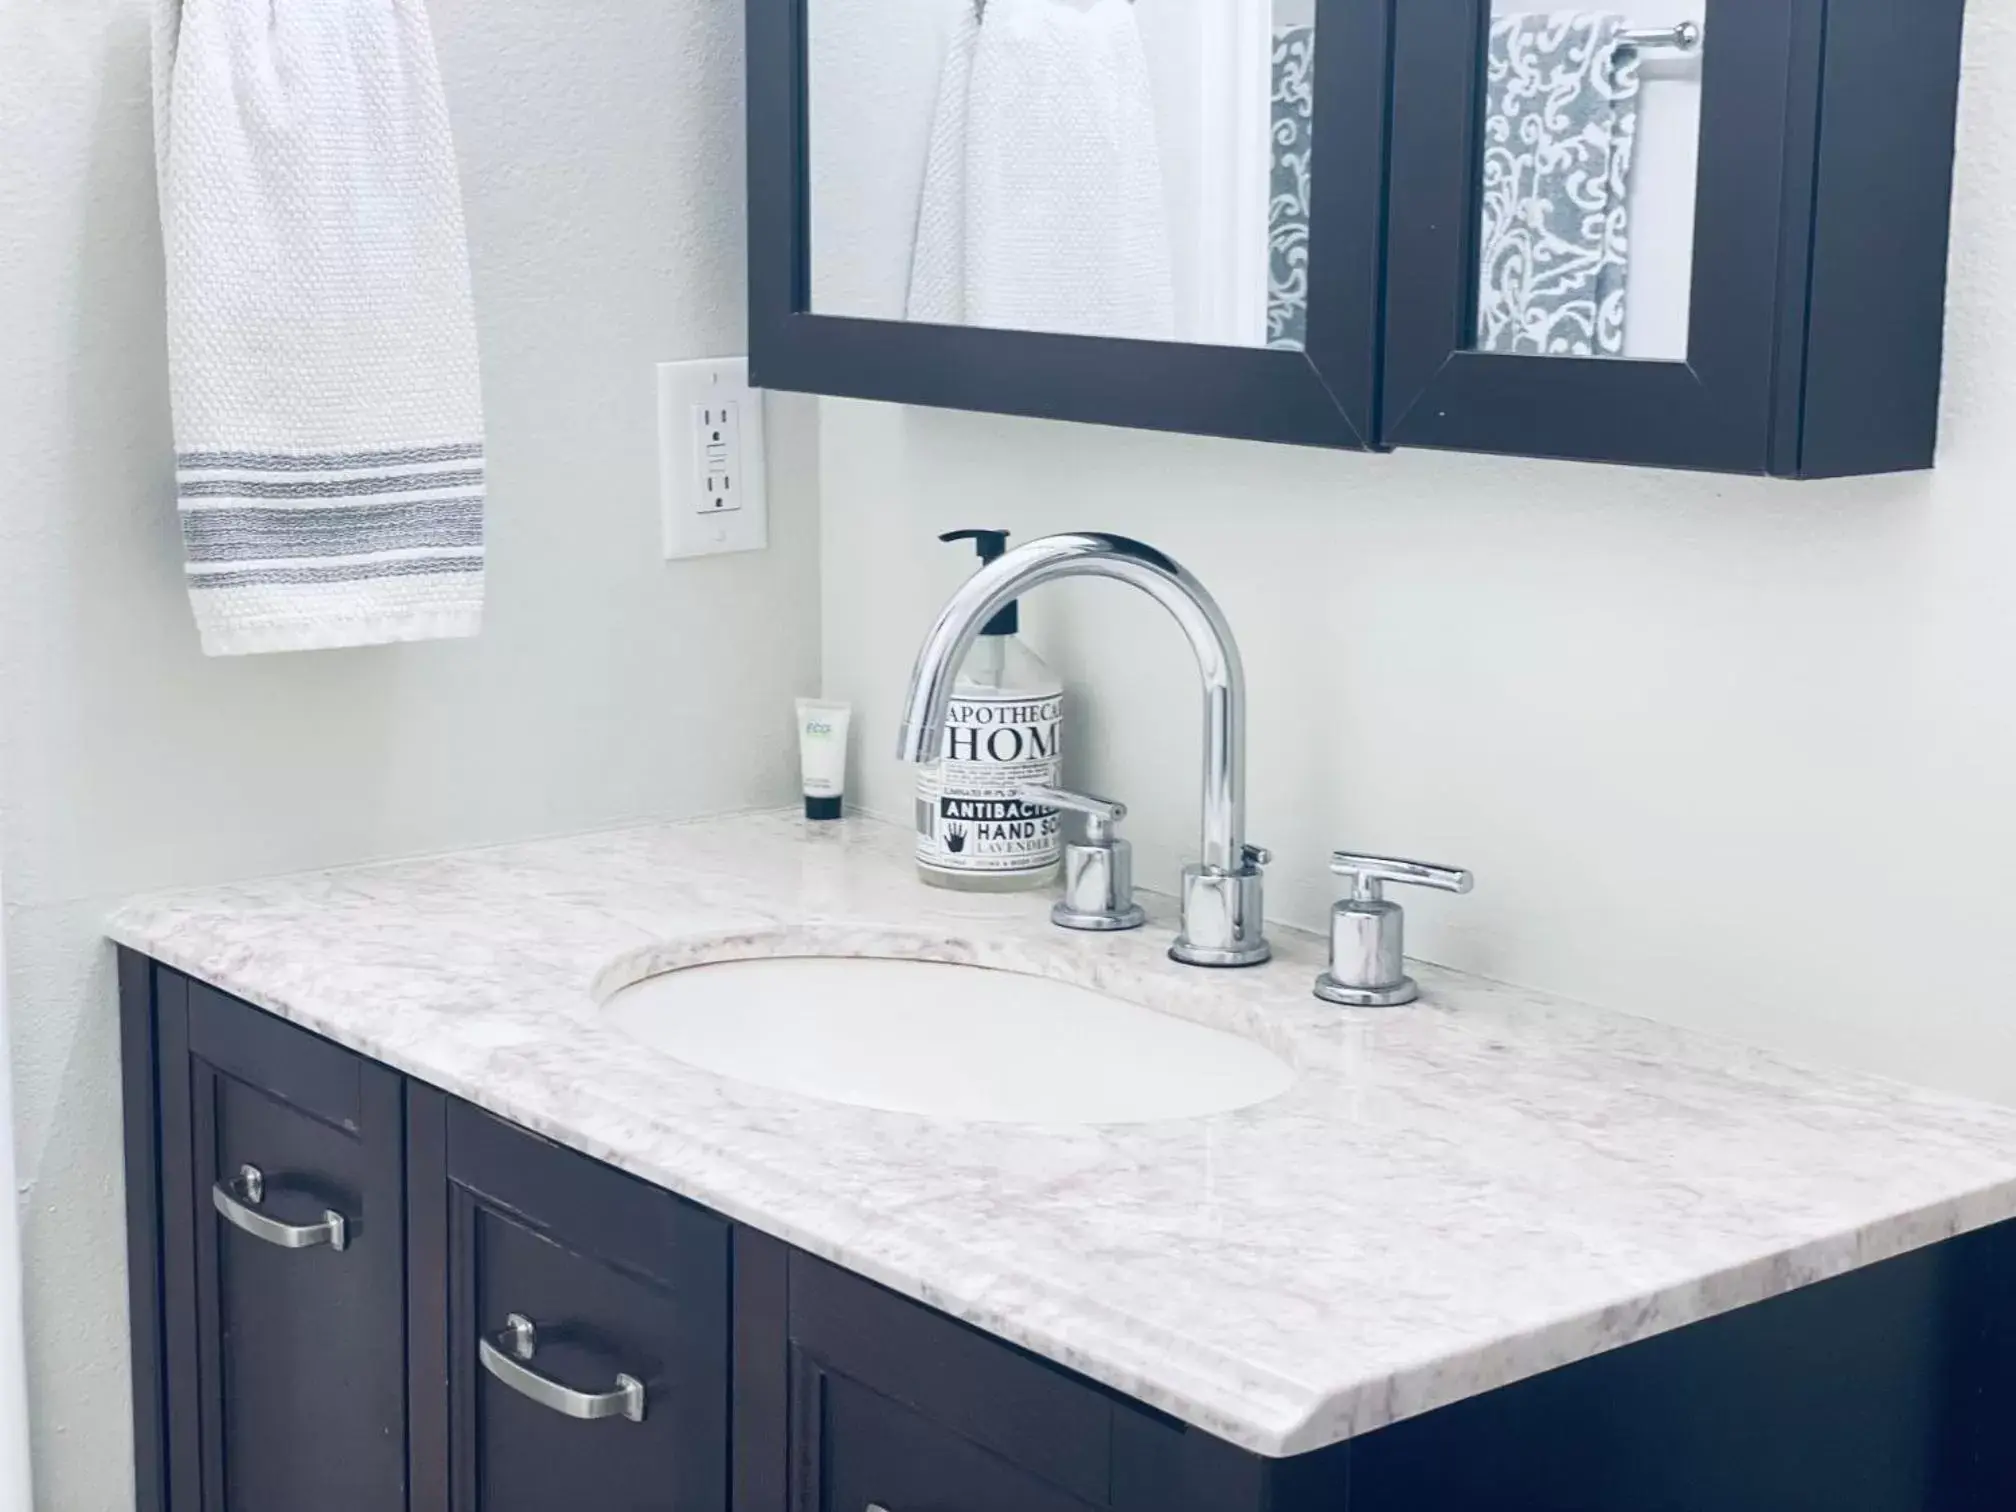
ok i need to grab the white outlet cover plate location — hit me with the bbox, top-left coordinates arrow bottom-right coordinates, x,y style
658,356 -> 769,559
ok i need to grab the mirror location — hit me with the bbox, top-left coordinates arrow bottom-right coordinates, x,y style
807,0 -> 1317,349
1471,4 -> 1705,361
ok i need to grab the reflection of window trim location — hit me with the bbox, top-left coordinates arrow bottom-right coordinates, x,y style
1155,3 -> 1273,348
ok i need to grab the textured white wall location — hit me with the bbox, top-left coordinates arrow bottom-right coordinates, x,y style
820,7 -> 2016,1102
0,2 -> 819,1506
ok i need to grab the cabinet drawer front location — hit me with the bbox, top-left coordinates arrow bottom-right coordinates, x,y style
812,1370 -> 1101,1512
163,976 -> 407,1512
438,1102 -> 731,1512
186,979 -> 363,1131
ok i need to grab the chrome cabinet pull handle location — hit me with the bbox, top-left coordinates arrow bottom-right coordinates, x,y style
211,1164 -> 348,1252
478,1313 -> 647,1424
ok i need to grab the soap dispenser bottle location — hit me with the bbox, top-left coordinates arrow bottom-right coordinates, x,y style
916,529 -> 1064,891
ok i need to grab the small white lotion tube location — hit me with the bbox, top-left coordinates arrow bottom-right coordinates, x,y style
796,698 -> 852,821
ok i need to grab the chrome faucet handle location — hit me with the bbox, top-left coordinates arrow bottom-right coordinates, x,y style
1315,851 -> 1474,1007
1018,785 -> 1146,933
1329,853 -> 1473,900
1021,785 -> 1127,840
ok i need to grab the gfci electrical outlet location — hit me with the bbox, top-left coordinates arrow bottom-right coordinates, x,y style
658,356 -> 768,559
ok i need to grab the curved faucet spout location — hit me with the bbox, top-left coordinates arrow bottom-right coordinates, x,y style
897,533 -> 1267,965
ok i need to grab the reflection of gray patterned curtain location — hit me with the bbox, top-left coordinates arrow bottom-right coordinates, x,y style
1477,14 -> 1641,357
1268,26 -> 1314,349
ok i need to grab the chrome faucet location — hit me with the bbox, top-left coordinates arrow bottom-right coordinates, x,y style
896,533 -> 1271,968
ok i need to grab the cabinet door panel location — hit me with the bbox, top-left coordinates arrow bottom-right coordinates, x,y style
807,1368 -> 1100,1512
165,978 -> 407,1512
788,1253 -> 1115,1504
1380,0 -> 1803,472
424,1096 -> 730,1512
784,1252 -> 1273,1512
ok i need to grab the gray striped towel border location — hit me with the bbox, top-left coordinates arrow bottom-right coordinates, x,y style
176,442 -> 483,472
176,444 -> 486,590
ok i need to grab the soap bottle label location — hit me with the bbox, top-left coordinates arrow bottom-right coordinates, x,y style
915,692 -> 1063,874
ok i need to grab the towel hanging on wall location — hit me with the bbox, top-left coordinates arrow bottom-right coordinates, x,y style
151,0 -> 486,655
1476,13 -> 1642,358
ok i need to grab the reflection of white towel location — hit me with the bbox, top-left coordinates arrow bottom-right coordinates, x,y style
908,4 -> 983,325
152,0 -> 486,655
907,0 -> 1176,342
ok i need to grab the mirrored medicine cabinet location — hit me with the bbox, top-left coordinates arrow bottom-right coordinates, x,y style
749,0 -> 1968,478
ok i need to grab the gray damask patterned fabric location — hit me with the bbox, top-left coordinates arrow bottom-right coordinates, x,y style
1268,25 -> 1314,349
1477,13 -> 1641,357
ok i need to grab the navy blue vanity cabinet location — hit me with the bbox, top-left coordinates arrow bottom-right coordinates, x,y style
405,1090 -> 732,1512
119,954 -> 2016,1512
132,963 -> 409,1512
1345,1216 -> 2016,1511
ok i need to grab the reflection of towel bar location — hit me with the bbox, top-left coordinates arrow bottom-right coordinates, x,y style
1617,21 -> 1703,52
974,0 -> 1135,16
965,5 -> 1688,51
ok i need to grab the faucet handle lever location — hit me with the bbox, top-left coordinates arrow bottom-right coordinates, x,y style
1016,786 -> 1145,933
1329,852 -> 1473,901
1018,785 -> 1127,843
1316,850 -> 1474,1009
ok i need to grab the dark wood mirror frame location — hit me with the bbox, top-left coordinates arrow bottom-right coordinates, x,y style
746,0 -> 1395,452
1380,0 -> 1967,478
747,0 -> 1967,479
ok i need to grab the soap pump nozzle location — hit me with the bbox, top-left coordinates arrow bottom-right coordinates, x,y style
939,529 -> 1018,636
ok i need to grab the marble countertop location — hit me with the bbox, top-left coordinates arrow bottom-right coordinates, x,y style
108,811 -> 2016,1457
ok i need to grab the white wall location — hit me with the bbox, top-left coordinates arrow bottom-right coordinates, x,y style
820,6 -> 2016,1104
0,2 -> 820,1507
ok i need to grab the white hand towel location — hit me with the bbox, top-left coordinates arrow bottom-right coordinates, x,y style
152,0 -> 486,656
907,0 -> 1176,343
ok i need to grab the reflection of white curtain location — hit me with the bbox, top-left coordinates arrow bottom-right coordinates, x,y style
0,859 -> 29,1508
1134,0 -> 1271,345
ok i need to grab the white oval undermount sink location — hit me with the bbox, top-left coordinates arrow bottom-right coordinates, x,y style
599,954 -> 1294,1125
